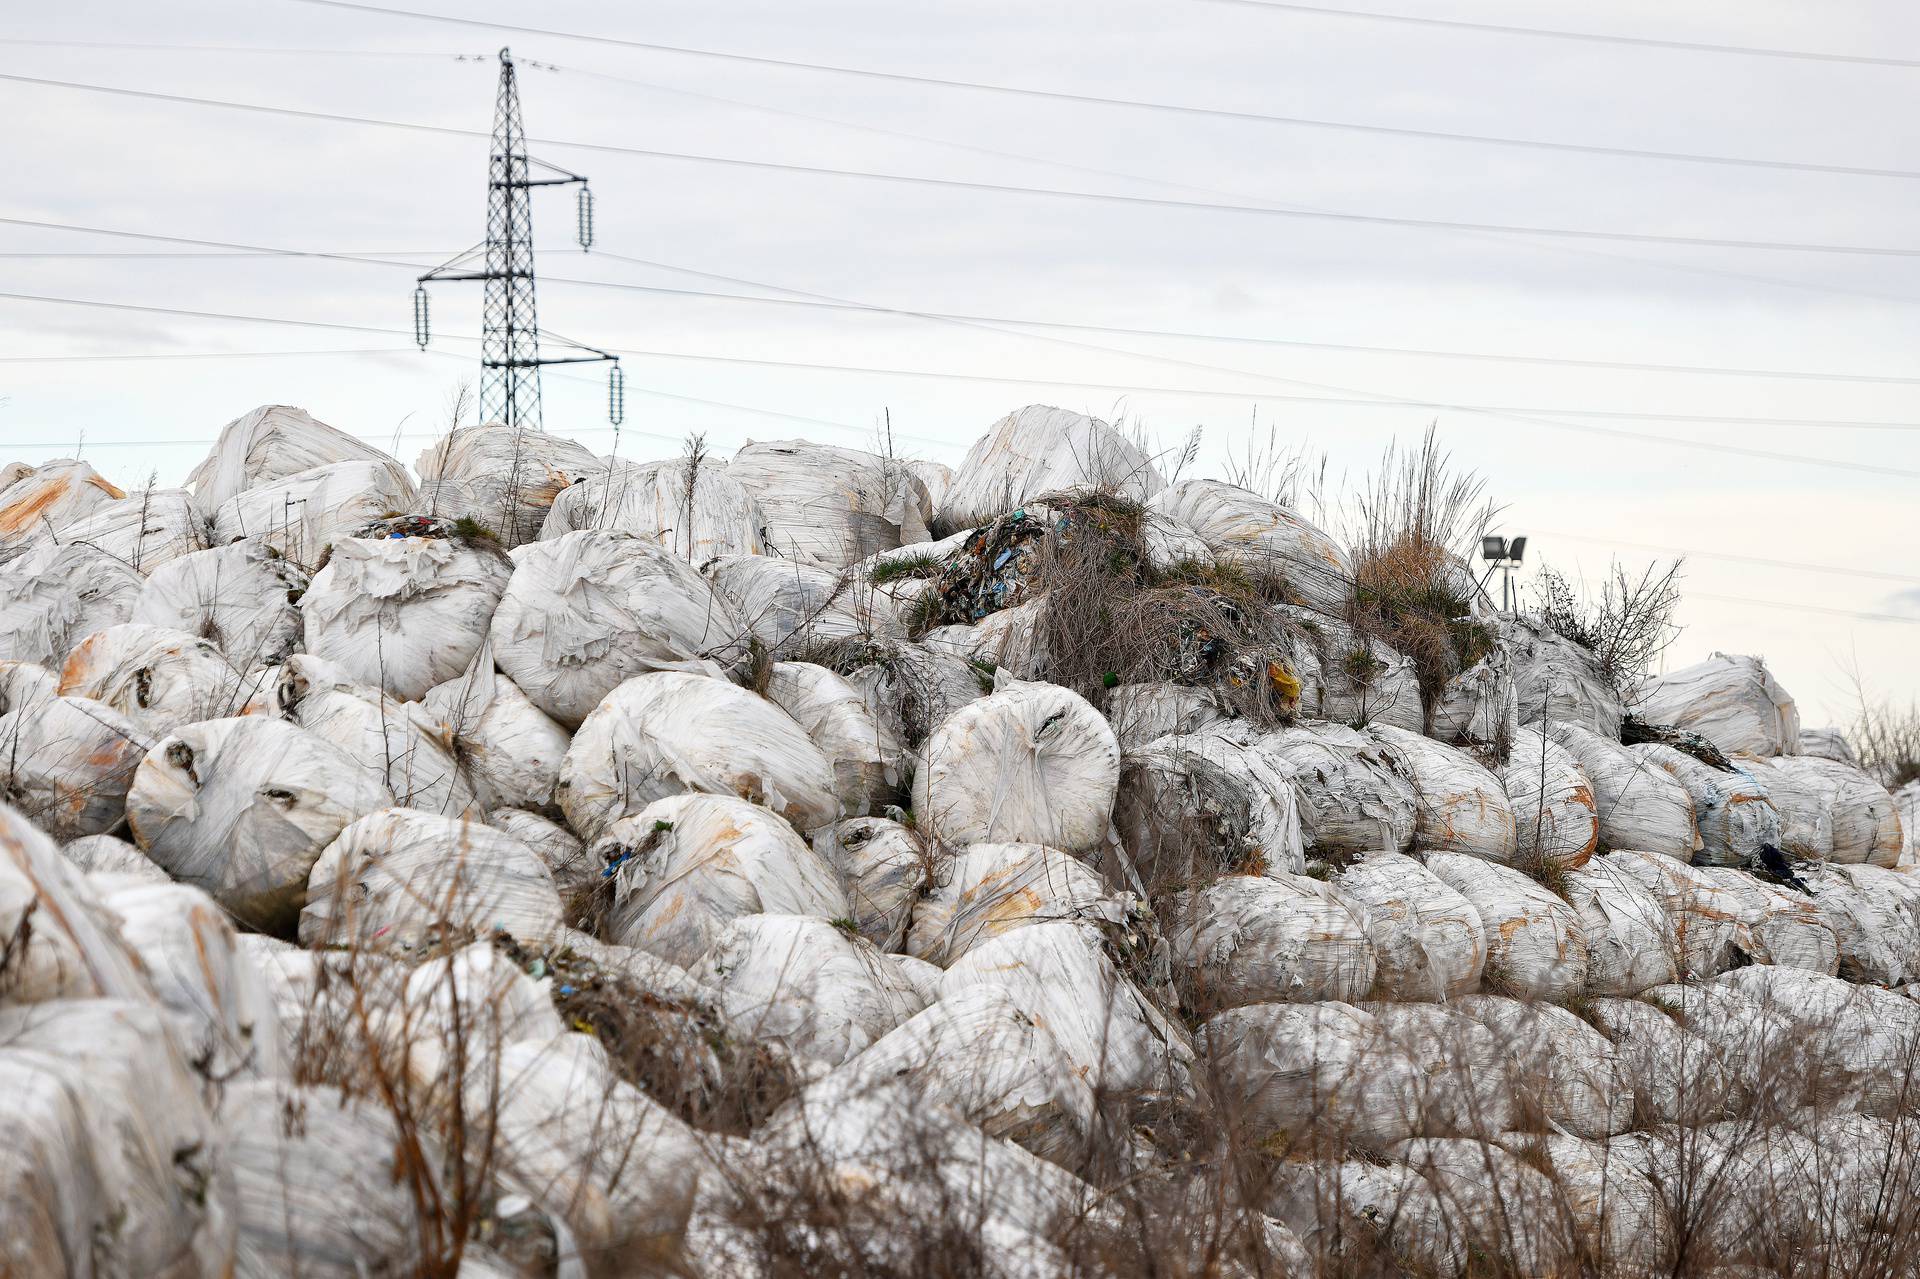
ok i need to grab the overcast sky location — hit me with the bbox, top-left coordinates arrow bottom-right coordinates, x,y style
5,0 -> 1920,726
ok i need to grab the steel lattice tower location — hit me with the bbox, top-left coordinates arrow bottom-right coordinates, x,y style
415,49 -> 623,433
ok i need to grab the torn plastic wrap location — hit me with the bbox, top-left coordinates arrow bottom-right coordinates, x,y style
558,671 -> 841,842
1583,996 -> 1736,1126
911,677 -> 1118,853
0,458 -> 125,561
1331,850 -> 1487,1001
272,655 -> 479,817
538,454 -> 767,560
905,841 -> 1116,968
0,803 -> 150,1003
186,404 -> 396,512
1800,862 -> 1917,986
764,661 -> 903,815
0,539 -> 144,666
131,539 -> 308,666
486,808 -> 591,891
211,458 -> 419,569
1633,651 -> 1802,758
424,650 -> 571,813
488,529 -> 747,729
1453,995 -> 1634,1138
938,405 -> 1164,531
413,422 -> 605,546
704,555 -> 901,657
1114,728 -> 1305,887
1103,681 -> 1232,750
1425,851 -> 1589,1000
1561,856 -> 1679,995
1147,479 -> 1352,615
58,622 -> 257,737
1500,615 -> 1625,737
299,533 -> 512,701
0,695 -> 150,841
55,487 -> 210,575
126,715 -> 392,933
1261,722 -> 1418,860
813,816 -> 930,950
1428,642 -> 1519,749
1734,753 -> 1834,859
1373,724 -> 1517,862
1498,726 -> 1599,870
1767,754 -> 1903,867
1604,849 -> 1755,979
1171,872 -> 1376,1009
1631,743 -> 1779,867
1545,721 -> 1697,860
727,439 -> 933,568
921,597 -> 1050,682
1279,609 -> 1423,732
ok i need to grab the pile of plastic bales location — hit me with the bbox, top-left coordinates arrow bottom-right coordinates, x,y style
2,399 -> 1919,1278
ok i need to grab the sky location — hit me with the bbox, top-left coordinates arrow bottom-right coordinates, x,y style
4,0 -> 1919,727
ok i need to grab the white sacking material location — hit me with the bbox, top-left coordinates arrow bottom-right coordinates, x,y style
0,540 -> 144,666
0,803 -> 149,1002
1429,643 -> 1518,749
399,942 -> 564,1098
1633,651 -> 1802,758
61,832 -> 169,882
904,458 -> 953,515
1514,1136 -> 1669,1278
487,808 -> 591,891
1148,479 -> 1352,615
1718,966 -> 1920,1116
1604,849 -> 1754,978
1561,856 -> 1679,995
1637,980 -> 1794,1100
1632,743 -> 1779,867
57,622 -> 254,737
1728,753 -> 1833,860
1546,721 -> 1698,860
939,918 -> 1194,1103
1386,1138 -> 1573,1277
698,913 -> 924,1068
0,458 -> 125,559
130,539 -> 308,666
412,422 -> 604,546
911,677 -> 1119,853
125,715 -> 392,932
599,794 -> 851,966
1332,850 -> 1486,1001
1767,754 -> 1903,867
1424,851 -> 1589,1000
1361,1003 -> 1519,1138
423,649 -> 571,812
1281,610 -> 1423,732
905,840 -> 1115,967
841,640 -> 985,748
937,405 -> 1164,531
0,659 -> 56,714
1373,725 -> 1518,862
1261,722 -> 1418,859
211,458 -> 418,568
1896,781 -> 1920,866
300,807 -> 564,951
764,661 -> 903,814
1695,866 -> 1838,974
727,438 -> 932,567
1499,727 -> 1599,869
1113,728 -> 1306,883
813,816 -> 929,950
703,555 -> 901,656
55,487 -> 210,574
1797,726 -> 1858,765
1266,1156 -> 1465,1277
920,598 -> 1049,683
0,695 -> 150,841
558,671 -> 841,842
272,655 -> 479,816
1103,681 -> 1231,750
1172,872 -> 1377,1009
1800,862 -> 1915,986
299,533 -> 513,700
1499,615 -> 1625,737
0,999 -> 230,1278
1453,995 -> 1634,1138
488,529 -> 747,729
187,403 -> 396,512
538,454 -> 768,560
1583,996 -> 1736,1126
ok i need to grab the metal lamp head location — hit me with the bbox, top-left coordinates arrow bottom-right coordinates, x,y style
1481,535 -> 1508,563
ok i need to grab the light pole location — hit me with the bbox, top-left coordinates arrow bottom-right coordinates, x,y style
1480,534 -> 1528,614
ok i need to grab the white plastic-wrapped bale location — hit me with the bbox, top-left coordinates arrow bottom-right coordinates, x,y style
1425,851 -> 1589,1000
1727,753 -> 1832,859
187,404 -> 394,511
1694,867 -> 1838,974
1103,681 -> 1232,750
1373,725 -> 1517,862
1266,1157 -> 1465,1277
1718,966 -> 1920,1116
0,695 -> 149,841
704,555 -> 901,656
1331,851 -> 1486,1001
0,658 -> 57,713
1429,642 -> 1519,749
60,832 -> 168,882
906,841 -> 1116,967
0,540 -> 144,666
941,918 -> 1193,1104
1262,722 -> 1418,859
698,913 -> 924,1068
764,661 -> 903,815
840,640 -> 985,749
1499,727 -> 1599,869
1546,722 -> 1698,860
211,458 -> 418,568
1113,729 -> 1306,885
0,458 -> 124,559
1494,1132 -> 1663,1268
1283,611 -> 1423,731
413,422 -> 605,546
0,999 -> 230,1278
272,655 -> 478,816
1172,873 -> 1375,1010
488,529 -> 747,729
423,650 -> 570,812
1148,479 -> 1351,615
599,794 -> 850,967
54,487 -> 210,574
1583,996 -> 1737,1126
125,715 -> 391,932
130,539 -> 307,665
399,942 -> 566,1098
912,677 -> 1118,853
1360,1003 -> 1519,1138
58,622 -> 254,737
1500,615 -> 1626,737
1799,726 -> 1859,764
1387,1138 -> 1574,1277
1637,980 -> 1794,1101
813,816 -> 928,950
888,953 -> 943,1008
938,405 -> 1163,530
1605,849 -> 1755,978
1801,862 -> 1915,986
486,808 -> 591,891
1767,754 -> 1903,867
299,533 -> 512,700
539,454 -> 767,559
727,439 -> 932,567
1453,995 -> 1634,1137
920,597 -> 1049,681
1561,855 -> 1679,995
0,804 -> 150,1003
1634,652 -> 1802,758
1899,781 -> 1920,866
558,671 -> 840,842
300,808 -> 563,952
1632,744 -> 1779,867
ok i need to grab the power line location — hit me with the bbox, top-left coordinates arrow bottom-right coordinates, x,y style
0,347 -> 416,363
1190,0 -> 1920,71
285,0 -> 1920,181
12,69 -> 1920,258
1533,528 -> 1920,587
0,37 -> 481,58
1684,591 -> 1920,625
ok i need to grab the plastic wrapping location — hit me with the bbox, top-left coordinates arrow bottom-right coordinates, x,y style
938,405 -> 1164,531
1262,722 -> 1418,859
1718,965 -> 1920,1116
1734,753 -> 1835,859
0,695 -> 150,841
58,622 -> 255,737
126,715 -> 392,932
912,677 -> 1118,853
1638,980 -> 1793,1100
0,539 -> 144,666
488,529 -> 747,729
187,404 -> 395,512
486,808 -> 591,891
813,816 -> 928,950
61,832 -> 169,882
1633,652 -> 1802,758
1429,643 -> 1519,749
921,598 -> 1049,681
764,661 -> 903,815
1373,725 -> 1517,862
906,841 -> 1116,967
1604,849 -> 1753,978
1331,850 -> 1486,1001
727,438 -> 932,568
1584,996 -> 1736,1127
1283,611 -> 1424,732
1546,721 -> 1698,860
1767,754 -> 1903,867
0,458 -> 125,559
1114,728 -> 1306,884
299,534 -> 512,700
841,640 -> 985,749
1799,726 -> 1859,765
1387,1138 -> 1573,1277
1801,862 -> 1915,986
539,454 -> 767,560
211,458 -> 418,568
1632,743 -> 1779,867
1103,682 -> 1231,750
413,422 -> 605,546
55,487 -> 210,574
424,647 -> 570,813
1172,872 -> 1376,1009
1501,616 -> 1625,737
1454,995 -> 1633,1137
0,803 -> 150,1003
704,555 -> 901,657
1695,866 -> 1838,974
130,539 -> 308,666
600,794 -> 850,967
1561,856 -> 1679,995
1266,1157 -> 1464,1276
1425,851 -> 1589,1000
272,655 -> 479,816
0,658 -> 57,713
559,671 -> 840,842
1499,727 -> 1599,869
1147,479 -> 1351,614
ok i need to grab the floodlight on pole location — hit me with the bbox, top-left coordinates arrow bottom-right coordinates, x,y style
1481,535 -> 1508,564
1477,533 -> 1528,615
